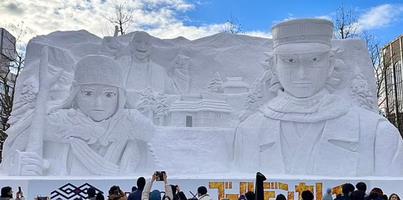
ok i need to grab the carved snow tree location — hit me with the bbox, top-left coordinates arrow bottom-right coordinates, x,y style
137,88 -> 156,118
136,89 -> 169,125
207,72 -> 224,93
154,93 -> 169,125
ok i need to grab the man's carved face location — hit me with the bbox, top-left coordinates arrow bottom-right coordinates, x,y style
75,84 -> 119,121
132,33 -> 151,61
276,44 -> 332,98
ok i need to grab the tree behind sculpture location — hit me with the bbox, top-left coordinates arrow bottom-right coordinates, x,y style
221,16 -> 242,34
0,24 -> 26,161
333,5 -> 384,112
334,5 -> 358,39
105,2 -> 134,36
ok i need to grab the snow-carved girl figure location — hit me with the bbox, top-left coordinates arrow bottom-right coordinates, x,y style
2,54 -> 155,176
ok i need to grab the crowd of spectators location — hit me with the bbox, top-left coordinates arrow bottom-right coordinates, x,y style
1,173 -> 401,200
0,172 -> 211,200
295,182 -> 401,200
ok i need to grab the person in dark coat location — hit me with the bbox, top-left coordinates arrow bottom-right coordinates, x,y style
276,194 -> 286,200
302,191 -> 314,200
169,185 -> 187,200
335,183 -> 355,200
245,192 -> 255,200
365,188 -> 383,200
128,177 -> 146,200
87,187 -> 97,200
355,183 -> 367,197
0,187 -> 13,200
351,191 -> 365,200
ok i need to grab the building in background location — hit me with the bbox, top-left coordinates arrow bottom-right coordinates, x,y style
0,28 -> 16,72
379,35 -> 403,136
0,28 -> 16,161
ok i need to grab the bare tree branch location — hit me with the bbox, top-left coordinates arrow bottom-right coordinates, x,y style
104,2 -> 134,35
361,31 -> 383,99
221,15 -> 242,34
0,23 -> 26,157
334,5 -> 358,39
333,6 -> 387,114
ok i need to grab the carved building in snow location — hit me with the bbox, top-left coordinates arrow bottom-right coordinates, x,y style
222,77 -> 249,94
167,95 -> 232,127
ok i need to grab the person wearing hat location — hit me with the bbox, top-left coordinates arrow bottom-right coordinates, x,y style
233,19 -> 403,176
2,55 -> 156,176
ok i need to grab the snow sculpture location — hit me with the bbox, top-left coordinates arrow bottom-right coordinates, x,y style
222,77 -> 249,94
172,54 -> 192,94
101,36 -> 123,57
118,32 -> 189,108
1,53 -> 155,176
0,19 -> 395,176
207,72 -> 224,93
167,95 -> 232,127
135,88 -> 169,125
233,19 -> 403,176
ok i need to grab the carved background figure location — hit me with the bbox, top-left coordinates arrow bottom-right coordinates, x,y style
117,32 -> 190,108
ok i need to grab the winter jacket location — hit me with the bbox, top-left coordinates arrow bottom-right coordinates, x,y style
141,180 -> 173,200
198,194 -> 212,200
128,190 -> 143,200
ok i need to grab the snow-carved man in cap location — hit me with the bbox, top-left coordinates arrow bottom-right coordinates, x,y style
233,19 -> 403,176
2,55 -> 156,176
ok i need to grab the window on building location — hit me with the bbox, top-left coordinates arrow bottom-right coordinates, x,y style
186,115 -> 192,127
216,113 -> 222,118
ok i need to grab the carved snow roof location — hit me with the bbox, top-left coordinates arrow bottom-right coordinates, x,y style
169,98 -> 232,113
222,77 -> 249,88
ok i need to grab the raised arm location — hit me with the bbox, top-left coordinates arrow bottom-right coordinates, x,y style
142,173 -> 157,200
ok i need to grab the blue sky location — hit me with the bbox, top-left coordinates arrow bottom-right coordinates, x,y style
184,0 -> 403,44
0,0 -> 402,46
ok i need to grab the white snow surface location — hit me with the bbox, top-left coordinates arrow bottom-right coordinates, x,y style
2,25 -> 392,177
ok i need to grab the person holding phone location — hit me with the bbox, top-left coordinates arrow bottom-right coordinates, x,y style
0,186 -> 24,200
142,172 -> 173,200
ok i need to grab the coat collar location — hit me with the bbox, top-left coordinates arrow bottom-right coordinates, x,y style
261,90 -> 350,123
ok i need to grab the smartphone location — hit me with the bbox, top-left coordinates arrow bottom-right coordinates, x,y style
155,171 -> 166,181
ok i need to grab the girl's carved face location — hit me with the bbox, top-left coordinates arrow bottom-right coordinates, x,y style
75,84 -> 118,121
